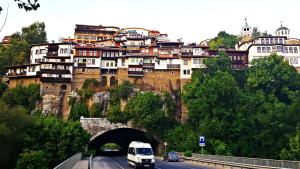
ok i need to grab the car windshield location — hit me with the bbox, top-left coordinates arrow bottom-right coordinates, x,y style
169,152 -> 177,155
136,148 -> 153,155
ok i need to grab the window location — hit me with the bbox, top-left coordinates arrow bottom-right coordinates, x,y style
111,52 -> 114,57
279,38 -> 283,44
275,38 -> 279,44
93,51 -> 97,56
266,39 -> 269,44
83,50 -> 87,56
289,47 -> 293,53
277,46 -> 283,52
110,62 -> 114,67
294,47 -> 298,53
115,52 -> 119,57
183,70 -> 186,75
89,51 -> 93,56
106,62 -> 109,67
145,49 -> 149,53
92,59 -> 95,65
267,47 -> 271,53
153,48 -> 158,53
290,58 -> 298,64
122,59 -> 125,66
79,50 -> 83,56
257,47 -> 261,53
262,47 -> 266,53
187,70 -> 191,75
103,52 -> 107,57
107,52 -> 111,57
35,50 -> 39,54
183,59 -> 188,65
284,47 -> 288,53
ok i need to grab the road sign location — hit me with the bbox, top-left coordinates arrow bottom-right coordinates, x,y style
199,136 -> 205,147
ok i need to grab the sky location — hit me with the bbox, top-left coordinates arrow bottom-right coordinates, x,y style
0,0 -> 299,43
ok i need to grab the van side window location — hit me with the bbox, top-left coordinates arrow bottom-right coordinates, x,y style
128,147 -> 135,155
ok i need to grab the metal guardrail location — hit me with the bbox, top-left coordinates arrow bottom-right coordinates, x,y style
53,153 -> 82,169
88,154 -> 93,169
178,152 -> 300,169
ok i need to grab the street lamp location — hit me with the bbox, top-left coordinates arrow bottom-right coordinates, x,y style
164,142 -> 167,155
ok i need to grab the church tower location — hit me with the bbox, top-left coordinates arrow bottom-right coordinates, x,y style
241,18 -> 252,42
275,21 -> 290,38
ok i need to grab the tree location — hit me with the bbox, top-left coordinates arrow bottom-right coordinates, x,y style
20,22 -> 47,45
2,84 -> 40,112
0,0 -> 40,13
68,100 -> 89,121
21,115 -> 90,168
280,130 -> 300,160
247,54 -> 300,104
16,150 -> 47,169
0,101 -> 32,169
209,31 -> 240,49
124,92 -> 174,138
252,27 -> 271,38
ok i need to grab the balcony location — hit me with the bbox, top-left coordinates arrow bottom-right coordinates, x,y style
128,71 -> 143,77
47,51 -> 58,56
167,64 -> 180,69
77,63 -> 86,67
143,63 -> 155,68
40,77 -> 71,83
181,52 -> 193,56
40,69 -> 70,74
6,72 -> 26,76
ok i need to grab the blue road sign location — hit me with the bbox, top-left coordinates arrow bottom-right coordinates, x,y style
199,136 -> 205,146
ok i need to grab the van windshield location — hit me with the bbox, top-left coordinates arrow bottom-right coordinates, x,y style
136,148 -> 153,155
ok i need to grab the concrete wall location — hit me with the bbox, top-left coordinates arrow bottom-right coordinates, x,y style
117,68 -> 181,93
73,68 -> 101,91
8,77 -> 40,88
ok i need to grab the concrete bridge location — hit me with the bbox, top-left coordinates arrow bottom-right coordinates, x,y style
80,117 -> 161,155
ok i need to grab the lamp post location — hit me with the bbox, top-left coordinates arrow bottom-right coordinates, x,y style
164,142 -> 167,155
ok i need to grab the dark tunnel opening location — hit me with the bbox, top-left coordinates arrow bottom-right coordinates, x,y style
88,128 -> 159,156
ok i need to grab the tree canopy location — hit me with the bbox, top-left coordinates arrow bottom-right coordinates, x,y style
0,0 -> 40,13
209,31 -> 240,49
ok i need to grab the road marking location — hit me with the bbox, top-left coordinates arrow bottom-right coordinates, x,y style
111,158 -> 125,169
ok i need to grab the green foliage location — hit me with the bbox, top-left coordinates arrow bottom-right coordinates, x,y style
80,79 -> 100,101
182,53 -> 300,158
68,100 -> 89,121
0,101 -> 32,169
107,105 -> 128,123
16,150 -> 47,169
0,22 -> 47,75
209,31 -> 240,49
101,143 -> 121,151
184,151 -> 192,157
251,27 -> 271,38
203,51 -> 232,75
22,115 -> 90,168
280,130 -> 300,160
2,84 -> 40,112
163,92 -> 176,120
0,82 -> 7,97
89,103 -> 102,117
124,92 -> 175,138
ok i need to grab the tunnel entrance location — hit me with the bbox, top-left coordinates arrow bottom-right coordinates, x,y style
88,128 -> 159,156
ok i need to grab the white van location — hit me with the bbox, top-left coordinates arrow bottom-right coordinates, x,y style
127,141 -> 155,169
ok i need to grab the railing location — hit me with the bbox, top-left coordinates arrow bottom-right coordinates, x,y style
143,63 -> 155,67
53,153 -> 82,169
88,154 -> 93,169
40,77 -> 71,83
47,51 -> 58,56
179,152 -> 300,169
128,71 -> 143,77
167,64 -> 180,69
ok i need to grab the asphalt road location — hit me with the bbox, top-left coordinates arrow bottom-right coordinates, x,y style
92,156 -> 215,169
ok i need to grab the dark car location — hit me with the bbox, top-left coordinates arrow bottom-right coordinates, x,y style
163,152 -> 180,162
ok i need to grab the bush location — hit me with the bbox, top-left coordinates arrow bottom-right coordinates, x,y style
184,151 -> 192,157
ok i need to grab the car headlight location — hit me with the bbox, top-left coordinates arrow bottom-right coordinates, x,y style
151,158 -> 155,163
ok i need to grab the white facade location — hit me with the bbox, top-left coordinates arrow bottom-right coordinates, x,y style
30,45 -> 48,64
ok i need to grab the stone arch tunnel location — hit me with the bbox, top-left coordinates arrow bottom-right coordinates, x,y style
89,128 -> 159,156
80,118 -> 160,156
